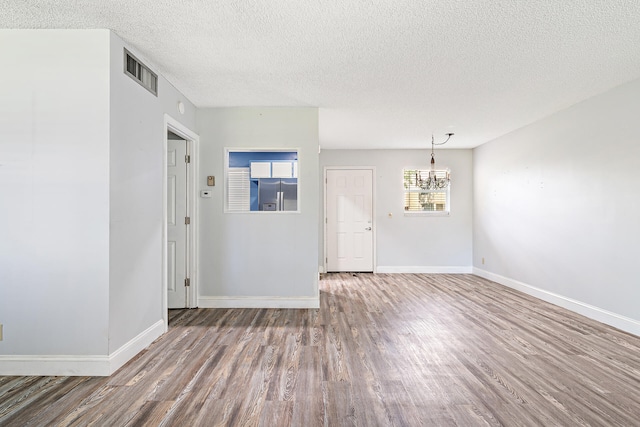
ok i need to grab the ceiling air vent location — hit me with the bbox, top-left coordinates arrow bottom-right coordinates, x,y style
124,49 -> 158,96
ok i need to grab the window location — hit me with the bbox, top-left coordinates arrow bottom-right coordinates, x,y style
225,150 -> 299,212
403,169 -> 450,214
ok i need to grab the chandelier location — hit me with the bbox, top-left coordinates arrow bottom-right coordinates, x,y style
415,133 -> 454,190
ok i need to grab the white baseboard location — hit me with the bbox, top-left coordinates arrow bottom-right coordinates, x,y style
198,296 -> 320,309
0,355 -> 111,377
473,268 -> 640,337
376,266 -> 473,274
0,319 -> 166,377
108,319 -> 166,375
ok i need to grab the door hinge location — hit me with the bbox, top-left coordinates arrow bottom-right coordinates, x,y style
185,278 -> 190,287
325,218 -> 327,223
185,216 -> 191,225
185,154 -> 191,163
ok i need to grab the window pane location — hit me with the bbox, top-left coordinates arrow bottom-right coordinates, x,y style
404,191 -> 447,211
403,168 -> 450,213
226,151 -> 299,213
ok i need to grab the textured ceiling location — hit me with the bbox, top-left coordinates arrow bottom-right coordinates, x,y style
3,1 -> 640,148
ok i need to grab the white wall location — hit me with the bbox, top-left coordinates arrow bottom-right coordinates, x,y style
0,30 -> 198,375
108,34 -> 197,353
320,149 -> 473,272
197,108 -> 320,307
473,78 -> 640,335
0,30 -> 111,359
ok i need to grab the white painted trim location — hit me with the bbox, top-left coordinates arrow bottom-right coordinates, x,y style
323,166 -> 377,273
0,320 -> 165,377
198,296 -> 320,309
108,319 -> 165,374
164,115 -> 200,318
0,355 -> 111,377
376,266 -> 473,274
473,268 -> 640,337
223,147 -> 302,214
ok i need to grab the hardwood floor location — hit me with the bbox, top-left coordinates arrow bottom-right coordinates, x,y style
1,273 -> 640,426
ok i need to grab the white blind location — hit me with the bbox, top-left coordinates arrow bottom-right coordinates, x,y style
227,168 -> 250,211
404,191 -> 447,211
403,169 -> 449,191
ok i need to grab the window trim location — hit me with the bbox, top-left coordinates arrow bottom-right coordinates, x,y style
224,148 -> 301,214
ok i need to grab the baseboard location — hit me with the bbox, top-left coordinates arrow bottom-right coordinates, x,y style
0,354 -> 111,377
473,268 -> 640,337
108,319 -> 166,375
0,319 -> 166,377
376,266 -> 473,274
198,296 -> 320,309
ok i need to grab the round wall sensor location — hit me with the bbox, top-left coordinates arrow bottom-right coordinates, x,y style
177,101 -> 185,114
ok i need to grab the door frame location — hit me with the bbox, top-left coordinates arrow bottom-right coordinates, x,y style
163,114 -> 199,325
323,166 -> 377,273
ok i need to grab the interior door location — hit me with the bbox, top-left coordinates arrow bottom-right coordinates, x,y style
326,169 -> 374,272
167,138 -> 188,308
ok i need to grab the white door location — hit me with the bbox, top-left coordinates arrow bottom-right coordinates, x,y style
326,169 -> 374,272
167,139 -> 188,308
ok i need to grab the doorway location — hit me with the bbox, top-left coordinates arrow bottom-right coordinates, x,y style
324,167 -> 375,272
164,116 -> 199,315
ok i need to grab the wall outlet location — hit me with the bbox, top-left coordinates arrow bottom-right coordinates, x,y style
482,257 -> 485,265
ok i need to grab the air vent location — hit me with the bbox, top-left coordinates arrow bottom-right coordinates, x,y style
124,49 -> 158,96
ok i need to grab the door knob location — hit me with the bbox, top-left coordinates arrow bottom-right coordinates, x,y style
365,227 -> 372,230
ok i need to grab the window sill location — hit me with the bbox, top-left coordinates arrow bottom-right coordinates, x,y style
224,210 -> 301,214
403,211 -> 450,217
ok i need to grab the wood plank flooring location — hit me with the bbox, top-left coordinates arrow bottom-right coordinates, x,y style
1,273 -> 640,426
